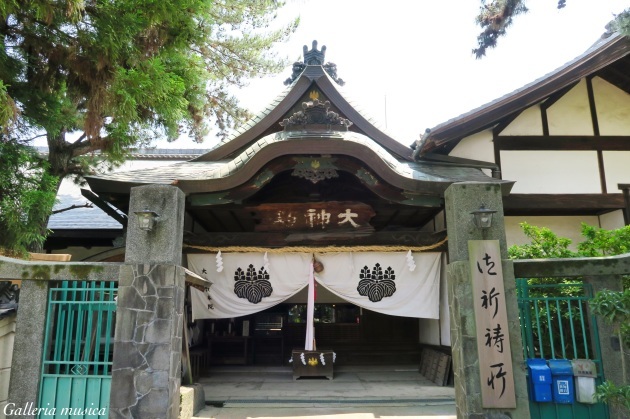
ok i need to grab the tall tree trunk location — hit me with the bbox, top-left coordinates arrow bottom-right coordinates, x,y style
28,132 -> 71,253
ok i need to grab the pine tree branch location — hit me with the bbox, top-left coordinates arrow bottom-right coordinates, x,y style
51,202 -> 93,215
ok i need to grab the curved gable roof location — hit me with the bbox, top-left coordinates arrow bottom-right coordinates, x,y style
86,130 -> 511,196
85,42 -> 510,200
195,43 -> 413,162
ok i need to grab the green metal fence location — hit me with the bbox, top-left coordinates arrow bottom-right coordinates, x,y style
38,281 -> 117,418
517,279 -> 609,419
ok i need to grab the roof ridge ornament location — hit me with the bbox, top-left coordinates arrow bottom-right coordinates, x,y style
304,40 -> 326,65
284,40 -> 345,86
280,100 -> 353,131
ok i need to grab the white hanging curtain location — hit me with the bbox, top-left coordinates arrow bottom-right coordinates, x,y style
314,252 -> 441,319
187,253 -> 311,320
187,251 -> 442,321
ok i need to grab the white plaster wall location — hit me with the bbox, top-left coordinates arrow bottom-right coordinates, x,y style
0,315 -> 16,413
599,210 -> 625,230
501,150 -> 601,193
418,318 -> 440,346
455,77 -> 628,196
603,151 -> 630,193
547,80 -> 594,136
593,76 -> 630,136
448,131 -> 495,163
505,215 -> 600,249
418,252 -> 450,347
499,105 -> 543,136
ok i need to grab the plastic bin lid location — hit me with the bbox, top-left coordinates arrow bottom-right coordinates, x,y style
548,359 -> 573,374
526,359 -> 550,370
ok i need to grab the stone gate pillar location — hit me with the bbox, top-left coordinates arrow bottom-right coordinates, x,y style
7,280 -> 49,417
110,185 -> 186,418
444,182 -> 530,419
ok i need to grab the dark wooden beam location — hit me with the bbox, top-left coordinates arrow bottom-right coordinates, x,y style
541,106 -> 549,136
493,136 -> 503,179
495,135 -> 630,151
540,82 -> 579,111
597,149 -> 607,193
492,111 -> 522,137
421,153 -> 499,170
80,189 -> 128,227
586,76 -> 601,136
503,193 -> 624,215
619,183 -> 630,225
586,76 -> 607,193
184,230 -> 447,249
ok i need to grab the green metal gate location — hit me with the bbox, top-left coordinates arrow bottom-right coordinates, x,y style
517,279 -> 609,419
38,281 -> 117,418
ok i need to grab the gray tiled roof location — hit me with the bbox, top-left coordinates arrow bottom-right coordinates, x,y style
211,82 -> 296,149
92,161 -> 226,183
48,190 -> 123,230
36,146 -> 208,160
88,130 -> 501,187
48,152 -> 200,230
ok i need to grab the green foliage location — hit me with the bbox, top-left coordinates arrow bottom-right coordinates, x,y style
610,9 -> 630,37
508,222 -> 579,291
0,141 -> 58,255
511,222 -> 630,412
1,0 -> 297,167
0,0 -> 298,250
578,224 -> 630,257
474,2 -> 630,57
509,222 -> 630,260
590,289 -> 630,347
596,380 -> 630,411
474,0 -> 528,58
508,222 -> 575,259
0,81 -> 17,130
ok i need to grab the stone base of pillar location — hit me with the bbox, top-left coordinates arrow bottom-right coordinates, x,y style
109,265 -> 185,418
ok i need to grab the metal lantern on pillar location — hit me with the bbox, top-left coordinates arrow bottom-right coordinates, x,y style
134,209 -> 159,231
470,204 -> 496,229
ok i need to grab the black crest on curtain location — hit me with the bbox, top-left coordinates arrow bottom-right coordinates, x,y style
234,264 -> 273,304
357,263 -> 396,302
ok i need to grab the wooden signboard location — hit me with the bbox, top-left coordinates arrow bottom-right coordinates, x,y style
469,240 -> 516,409
248,202 -> 375,232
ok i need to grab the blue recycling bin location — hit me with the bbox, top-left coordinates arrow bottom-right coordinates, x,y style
526,359 -> 552,402
548,359 -> 575,404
